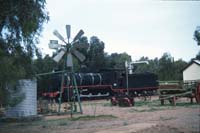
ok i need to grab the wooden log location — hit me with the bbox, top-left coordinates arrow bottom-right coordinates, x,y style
195,83 -> 200,103
190,97 -> 193,104
159,91 -> 192,100
172,96 -> 176,106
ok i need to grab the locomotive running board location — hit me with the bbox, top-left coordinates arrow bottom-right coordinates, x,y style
80,93 -> 110,98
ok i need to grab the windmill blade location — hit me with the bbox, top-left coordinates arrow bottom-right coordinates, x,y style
66,25 -> 71,39
53,30 -> 67,43
71,49 -> 86,62
73,29 -> 84,42
73,42 -> 89,49
53,50 -> 65,62
66,53 -> 73,67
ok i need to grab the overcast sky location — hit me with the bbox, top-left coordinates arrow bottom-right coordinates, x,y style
38,0 -> 200,61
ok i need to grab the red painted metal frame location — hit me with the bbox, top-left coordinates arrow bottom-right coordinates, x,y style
42,84 -> 113,98
42,84 -> 158,98
111,87 -> 158,93
42,91 -> 59,98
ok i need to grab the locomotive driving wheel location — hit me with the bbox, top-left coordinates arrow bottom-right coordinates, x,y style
111,97 -> 118,106
118,97 -> 132,107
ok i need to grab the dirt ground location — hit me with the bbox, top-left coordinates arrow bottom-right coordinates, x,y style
0,97 -> 200,133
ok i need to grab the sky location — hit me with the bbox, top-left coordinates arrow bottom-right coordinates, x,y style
38,0 -> 200,62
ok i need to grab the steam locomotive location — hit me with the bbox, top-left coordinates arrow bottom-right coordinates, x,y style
38,69 -> 158,102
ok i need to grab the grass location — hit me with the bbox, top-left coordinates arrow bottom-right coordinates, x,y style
160,116 -> 177,121
130,107 -> 169,112
2,114 -> 117,128
1,99 -> 198,129
123,121 -> 129,126
130,98 -> 200,113
0,117 -> 72,129
102,103 -> 112,107
13,118 -> 72,128
0,115 -> 43,123
134,98 -> 199,107
174,102 -> 200,108
155,102 -> 200,109
134,99 -> 161,107
0,114 -> 117,129
70,115 -> 117,121
82,100 -> 112,107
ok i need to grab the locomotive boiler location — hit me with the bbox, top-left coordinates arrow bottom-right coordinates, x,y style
38,69 -> 159,102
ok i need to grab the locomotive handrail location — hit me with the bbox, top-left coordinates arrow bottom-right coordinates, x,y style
111,87 -> 158,92
63,84 -> 113,89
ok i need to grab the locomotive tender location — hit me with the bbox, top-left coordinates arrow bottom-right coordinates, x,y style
39,69 -> 158,102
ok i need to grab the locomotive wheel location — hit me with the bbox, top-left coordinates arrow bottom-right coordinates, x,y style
118,97 -> 132,107
111,97 -> 118,106
131,98 -> 135,106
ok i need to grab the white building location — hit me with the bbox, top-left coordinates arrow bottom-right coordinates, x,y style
183,60 -> 200,81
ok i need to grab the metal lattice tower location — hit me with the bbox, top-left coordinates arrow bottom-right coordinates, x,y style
49,25 -> 89,114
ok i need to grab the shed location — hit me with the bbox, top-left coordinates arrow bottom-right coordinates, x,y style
183,60 -> 200,81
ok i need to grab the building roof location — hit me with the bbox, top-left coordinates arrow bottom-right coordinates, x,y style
182,59 -> 200,72
193,60 -> 200,65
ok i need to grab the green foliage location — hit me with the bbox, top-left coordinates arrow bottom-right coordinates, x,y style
173,59 -> 187,80
158,53 -> 187,80
194,26 -> 200,46
0,0 -> 49,43
195,51 -> 200,60
0,0 -> 49,106
0,86 -> 8,106
33,55 -> 57,95
106,52 -> 132,69
33,55 -> 56,74
158,53 -> 174,80
0,81 -> 26,107
85,36 -> 106,72
134,53 -> 187,81
73,36 -> 89,72
7,92 -> 25,107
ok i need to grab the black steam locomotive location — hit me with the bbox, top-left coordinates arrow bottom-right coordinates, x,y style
38,69 -> 158,102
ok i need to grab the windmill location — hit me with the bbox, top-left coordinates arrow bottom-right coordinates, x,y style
49,25 -> 89,114
49,25 -> 89,66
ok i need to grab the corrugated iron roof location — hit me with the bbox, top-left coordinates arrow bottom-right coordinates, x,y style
182,59 -> 200,72
193,60 -> 200,65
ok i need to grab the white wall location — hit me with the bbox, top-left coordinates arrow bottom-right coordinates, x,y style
183,63 -> 200,81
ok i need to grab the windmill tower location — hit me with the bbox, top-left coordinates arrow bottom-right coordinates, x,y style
49,25 -> 89,114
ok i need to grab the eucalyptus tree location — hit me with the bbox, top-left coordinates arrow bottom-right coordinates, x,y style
85,36 -> 106,72
194,26 -> 200,46
0,0 -> 49,106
